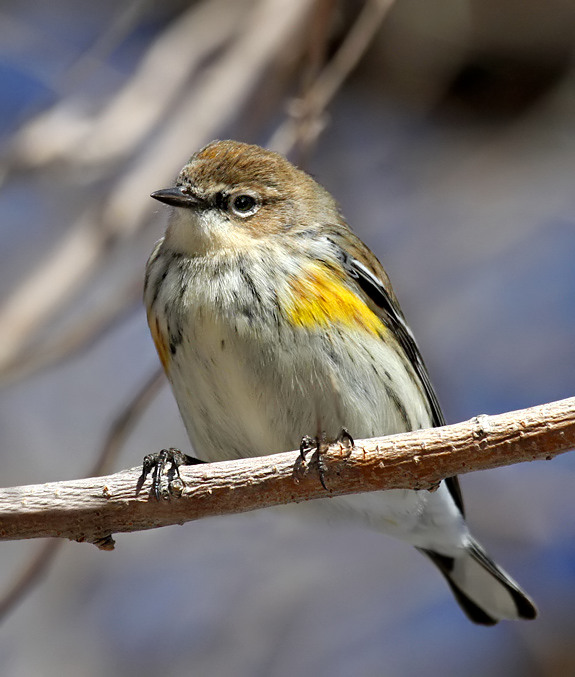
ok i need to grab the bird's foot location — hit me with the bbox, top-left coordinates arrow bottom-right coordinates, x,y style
298,429 -> 354,491
138,448 -> 205,500
336,428 -> 354,457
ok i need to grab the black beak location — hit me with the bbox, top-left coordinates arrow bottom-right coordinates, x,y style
150,187 -> 202,208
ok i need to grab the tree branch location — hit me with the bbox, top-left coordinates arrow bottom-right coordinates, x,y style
1,396 -> 574,548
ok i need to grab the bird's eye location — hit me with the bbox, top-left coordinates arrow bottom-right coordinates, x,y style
230,193 -> 259,217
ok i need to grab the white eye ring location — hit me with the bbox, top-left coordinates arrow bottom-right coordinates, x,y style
229,193 -> 260,217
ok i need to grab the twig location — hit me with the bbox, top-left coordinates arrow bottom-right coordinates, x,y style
7,0 -> 251,169
1,396 -> 573,547
0,284 -> 142,386
269,0 -> 396,157
88,365 -> 165,477
0,540 -> 62,622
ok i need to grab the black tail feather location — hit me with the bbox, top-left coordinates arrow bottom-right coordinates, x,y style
418,542 -> 537,625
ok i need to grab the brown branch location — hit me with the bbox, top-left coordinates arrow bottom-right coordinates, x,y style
1,397 -> 574,548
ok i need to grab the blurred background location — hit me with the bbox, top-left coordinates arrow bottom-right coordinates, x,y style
1,0 -> 575,675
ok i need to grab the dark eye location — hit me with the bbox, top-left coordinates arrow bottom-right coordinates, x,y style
230,193 -> 259,217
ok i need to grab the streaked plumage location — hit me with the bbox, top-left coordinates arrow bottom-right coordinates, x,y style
145,140 -> 536,624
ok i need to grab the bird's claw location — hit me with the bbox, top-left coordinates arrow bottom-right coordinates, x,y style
297,429 -> 355,491
139,448 -> 204,500
298,432 -> 330,491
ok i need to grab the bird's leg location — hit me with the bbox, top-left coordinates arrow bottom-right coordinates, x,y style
298,432 -> 330,491
336,428 -> 354,457
299,435 -> 316,461
139,448 -> 205,500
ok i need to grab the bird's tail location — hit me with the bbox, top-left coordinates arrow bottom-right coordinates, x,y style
418,539 -> 537,625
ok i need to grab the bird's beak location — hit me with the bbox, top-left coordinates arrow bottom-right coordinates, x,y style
150,187 -> 203,208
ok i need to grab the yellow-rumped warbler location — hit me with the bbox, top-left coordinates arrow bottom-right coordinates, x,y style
144,139 -> 536,625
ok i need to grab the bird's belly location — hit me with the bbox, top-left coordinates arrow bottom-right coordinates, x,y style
167,313 -> 466,551
168,312 -> 431,461
300,483 -> 468,553
168,318 -> 282,461
169,320 -> 347,461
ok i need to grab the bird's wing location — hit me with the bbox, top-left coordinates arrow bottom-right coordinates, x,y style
335,244 -> 464,515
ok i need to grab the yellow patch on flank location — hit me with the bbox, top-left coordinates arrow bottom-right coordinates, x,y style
148,313 -> 170,372
285,265 -> 384,336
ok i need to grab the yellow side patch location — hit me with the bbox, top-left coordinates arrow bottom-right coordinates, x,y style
148,313 -> 170,372
284,265 -> 384,336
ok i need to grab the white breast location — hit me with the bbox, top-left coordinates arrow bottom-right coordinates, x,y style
148,244 -> 468,554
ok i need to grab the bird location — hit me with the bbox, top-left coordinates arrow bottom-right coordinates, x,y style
143,139 -> 537,625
